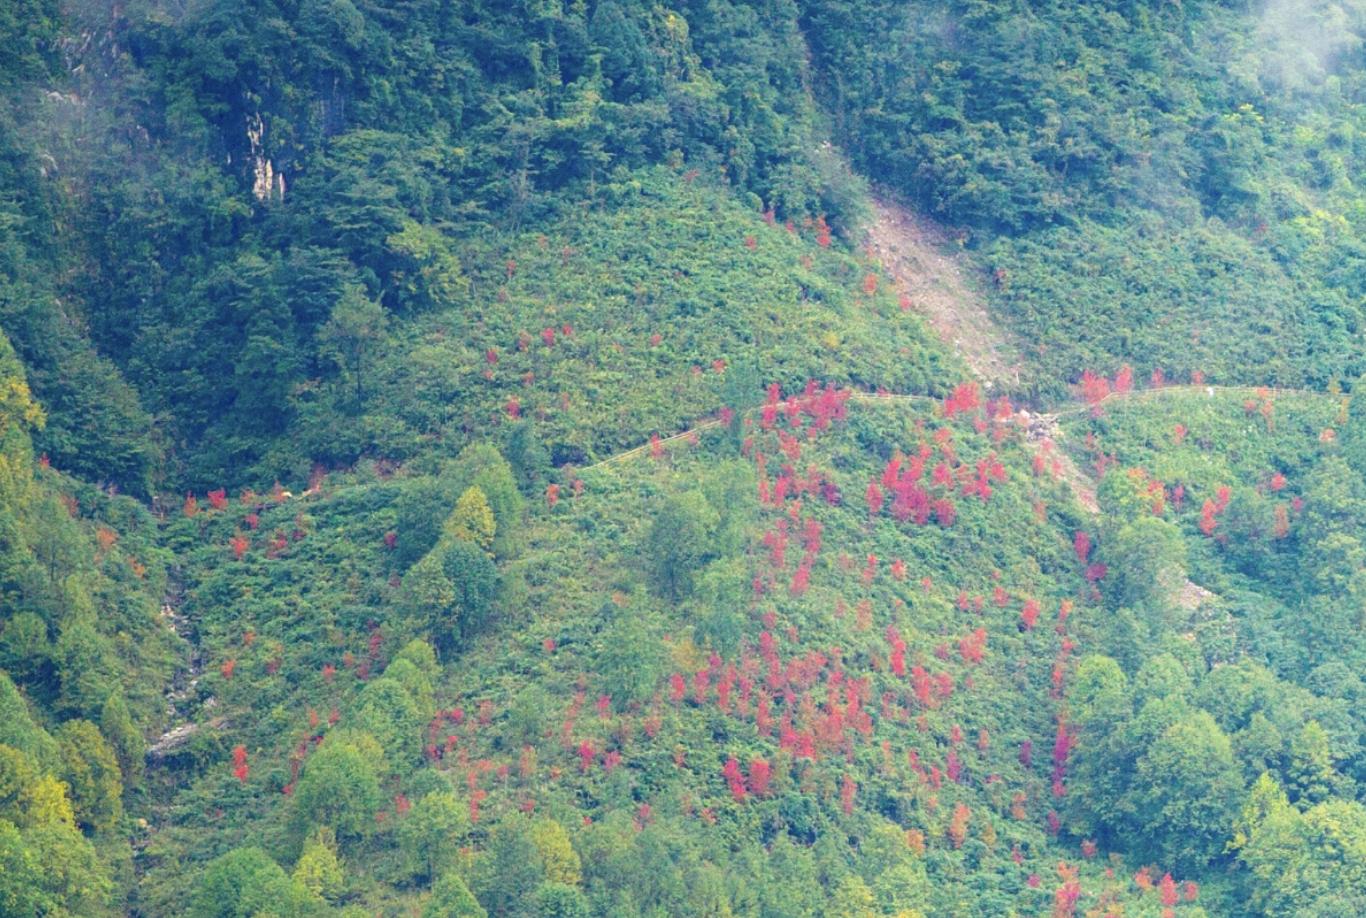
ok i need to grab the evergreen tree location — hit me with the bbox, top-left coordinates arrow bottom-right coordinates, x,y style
533,882 -> 590,918
190,846 -> 321,918
1064,655 -> 1132,844
0,674 -> 58,769
440,538 -> 500,645
474,821 -> 545,917
398,791 -> 468,883
318,283 -> 388,407
1287,721 -> 1345,806
354,678 -> 424,767
97,693 -> 142,790
0,819 -> 44,918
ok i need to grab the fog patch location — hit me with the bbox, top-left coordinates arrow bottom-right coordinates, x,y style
1254,0 -> 1366,93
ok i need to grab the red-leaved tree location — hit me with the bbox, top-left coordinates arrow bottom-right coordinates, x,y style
749,758 -> 772,796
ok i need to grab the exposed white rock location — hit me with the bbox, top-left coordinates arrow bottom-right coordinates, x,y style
247,113 -> 284,202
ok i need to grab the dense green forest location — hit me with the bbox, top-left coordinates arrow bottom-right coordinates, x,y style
0,1 -> 1363,916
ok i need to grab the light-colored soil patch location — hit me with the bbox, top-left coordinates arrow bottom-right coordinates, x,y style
865,197 -> 1025,389
1018,410 -> 1097,512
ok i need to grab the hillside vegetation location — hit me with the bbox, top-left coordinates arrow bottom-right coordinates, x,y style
0,2 -> 1363,917
803,0 -> 1366,397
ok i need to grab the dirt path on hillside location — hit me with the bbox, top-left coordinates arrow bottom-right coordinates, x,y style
864,198 -> 1113,511
863,199 -> 1105,513
865,198 -> 1025,389
1017,411 -> 1098,512
1024,407 -> 1221,612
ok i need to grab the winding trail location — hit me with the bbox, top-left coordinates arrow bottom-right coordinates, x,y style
862,199 -> 1323,521
573,196 -> 1334,618
862,200 -> 1104,512
585,191 -> 1321,526
581,384 -> 1318,476
587,194 -> 1321,480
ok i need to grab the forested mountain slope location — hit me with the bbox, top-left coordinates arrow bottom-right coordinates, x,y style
802,0 -> 1366,398
0,2 -> 1363,916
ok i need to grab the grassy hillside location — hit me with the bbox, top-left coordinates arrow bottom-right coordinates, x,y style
287,170 -> 957,477
142,382 -> 1118,916
136,377 -> 1366,915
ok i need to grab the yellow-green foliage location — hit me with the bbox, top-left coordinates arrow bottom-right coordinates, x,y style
528,819 -> 581,886
0,740 -> 113,916
1233,773 -> 1366,916
293,826 -> 344,901
444,486 -> 496,551
0,332 -> 44,439
21,774 -> 76,829
56,720 -> 122,834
